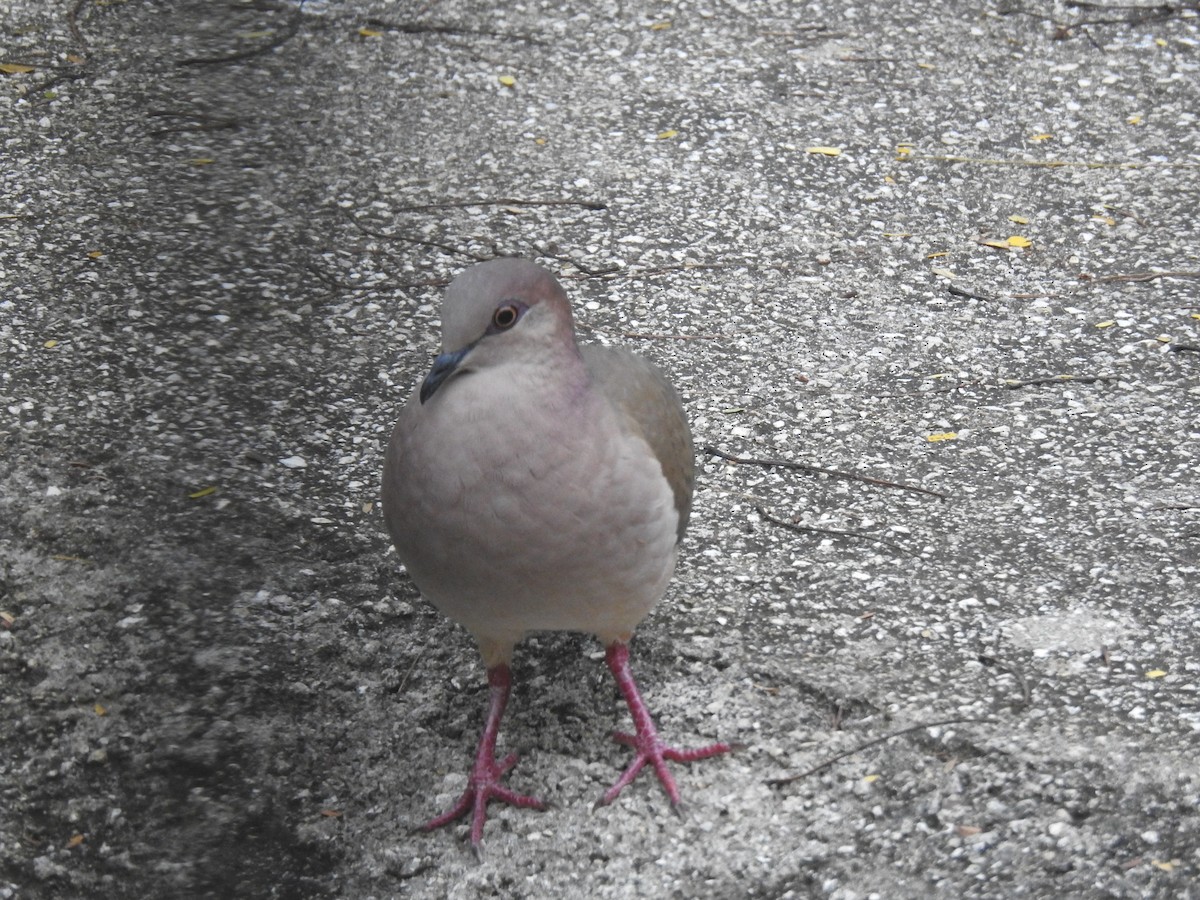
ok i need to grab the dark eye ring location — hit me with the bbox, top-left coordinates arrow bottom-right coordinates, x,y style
492,304 -> 520,330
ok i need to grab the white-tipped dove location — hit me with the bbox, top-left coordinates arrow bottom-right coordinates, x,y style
383,258 -> 733,851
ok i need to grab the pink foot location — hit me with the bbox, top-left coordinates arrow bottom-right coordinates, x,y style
595,641 -> 736,811
419,664 -> 546,853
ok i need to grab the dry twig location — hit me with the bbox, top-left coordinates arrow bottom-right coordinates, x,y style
67,0 -> 90,52
363,18 -> 548,44
765,716 -> 996,787
1002,374 -> 1117,389
620,331 -> 720,342
1086,270 -> 1200,283
705,446 -> 948,501
177,7 -> 304,66
947,285 -> 995,302
755,506 -> 906,552
391,198 -> 607,213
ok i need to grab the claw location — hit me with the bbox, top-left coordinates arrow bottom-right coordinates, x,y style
418,664 -> 547,854
596,641 -> 737,810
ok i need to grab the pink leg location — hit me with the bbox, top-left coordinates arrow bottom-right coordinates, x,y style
420,664 -> 546,853
596,641 -> 736,811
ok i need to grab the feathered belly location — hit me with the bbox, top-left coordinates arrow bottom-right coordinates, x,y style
386,406 -> 680,641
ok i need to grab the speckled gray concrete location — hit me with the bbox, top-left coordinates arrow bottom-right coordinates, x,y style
2,1 -> 1198,898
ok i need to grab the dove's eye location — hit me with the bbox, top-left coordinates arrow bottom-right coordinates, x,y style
491,303 -> 523,331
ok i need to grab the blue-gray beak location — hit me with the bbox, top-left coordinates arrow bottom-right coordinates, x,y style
419,344 -> 474,404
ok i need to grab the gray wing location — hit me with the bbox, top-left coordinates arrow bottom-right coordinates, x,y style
581,345 -> 694,542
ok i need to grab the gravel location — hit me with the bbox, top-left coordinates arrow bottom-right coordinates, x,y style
2,1 -> 1197,897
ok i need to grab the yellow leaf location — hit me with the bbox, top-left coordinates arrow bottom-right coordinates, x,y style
1009,215 -> 1029,225
67,834 -> 85,848
1006,235 -> 1031,248
0,63 -> 36,74
1156,335 -> 1172,344
497,75 -> 516,88
1031,133 -> 1053,142
189,158 -> 215,166
87,250 -> 104,259
1127,114 -> 1143,125
358,27 -> 383,37
926,251 -> 949,258
806,146 -> 842,156
649,20 -> 672,30
916,62 -> 936,70
94,703 -> 108,716
1145,669 -> 1167,679
1092,215 -> 1116,225
927,431 -> 958,442
1151,859 -> 1180,872
189,486 -> 218,499
1190,313 -> 1200,321
895,145 -> 914,160
981,239 -> 1010,250
863,774 -> 881,783
44,339 -> 59,349
656,129 -> 678,140
1154,38 -> 1167,47
533,137 -> 546,146
1096,321 -> 1116,328
883,175 -> 895,184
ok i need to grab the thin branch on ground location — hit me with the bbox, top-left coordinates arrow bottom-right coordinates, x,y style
765,716 -> 997,787
947,285 -> 995,302
532,245 -> 622,277
619,331 -> 721,341
755,505 -> 907,553
998,2 -> 1196,39
177,8 -> 304,66
903,154 -> 1198,170
704,446 -> 949,501
1065,0 -> 1193,8
67,0 -> 90,52
1002,374 -> 1117,389
346,215 -> 493,261
979,653 -> 1034,710
396,647 -> 426,696
146,111 -> 241,136
391,198 -> 607,213
363,18 -> 549,45
1086,270 -> 1200,283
